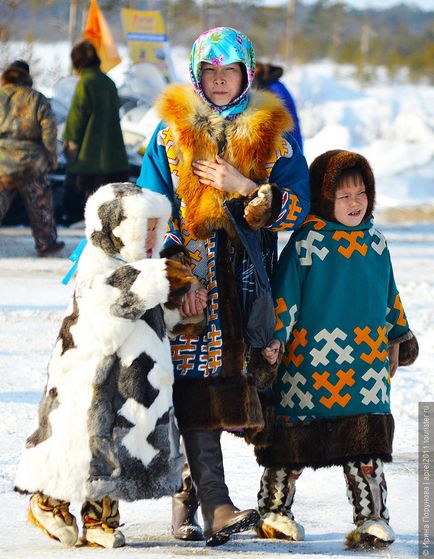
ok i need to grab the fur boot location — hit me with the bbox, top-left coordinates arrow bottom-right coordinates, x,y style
256,467 -> 305,541
81,497 -> 125,548
343,459 -> 395,548
28,492 -> 78,546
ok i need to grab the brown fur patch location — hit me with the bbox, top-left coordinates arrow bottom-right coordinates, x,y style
157,85 -> 293,239
165,259 -> 196,304
399,333 -> 419,366
216,231 -> 245,379
173,376 -> 264,434
25,387 -> 60,448
249,347 -> 280,391
58,292 -> 79,355
255,414 -> 394,469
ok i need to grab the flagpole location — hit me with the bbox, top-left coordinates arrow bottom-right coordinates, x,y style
69,0 -> 78,47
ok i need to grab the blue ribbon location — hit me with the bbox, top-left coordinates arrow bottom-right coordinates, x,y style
61,238 -> 87,285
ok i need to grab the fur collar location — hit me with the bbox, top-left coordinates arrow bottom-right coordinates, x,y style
156,84 -> 293,239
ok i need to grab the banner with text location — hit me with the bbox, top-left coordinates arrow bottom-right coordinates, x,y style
121,9 -> 172,82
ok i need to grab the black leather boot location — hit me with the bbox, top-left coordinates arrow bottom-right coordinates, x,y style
183,430 -> 259,547
172,461 -> 204,541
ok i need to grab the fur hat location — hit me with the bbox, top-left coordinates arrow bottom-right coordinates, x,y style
1,59 -> 32,87
84,182 -> 171,263
254,62 -> 283,87
309,150 -> 375,223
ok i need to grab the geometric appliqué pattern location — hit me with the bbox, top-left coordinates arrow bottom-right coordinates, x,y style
312,368 -> 355,409
368,226 -> 387,255
360,366 -> 390,405
310,328 -> 354,366
354,326 -> 388,364
281,371 -> 314,410
332,230 -> 368,258
296,231 -> 329,266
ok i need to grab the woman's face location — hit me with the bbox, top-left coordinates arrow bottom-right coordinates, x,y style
200,62 -> 244,107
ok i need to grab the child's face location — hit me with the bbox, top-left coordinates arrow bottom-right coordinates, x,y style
200,62 -> 244,107
145,218 -> 158,257
334,175 -> 368,227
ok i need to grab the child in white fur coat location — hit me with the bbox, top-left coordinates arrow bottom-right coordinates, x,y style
15,182 -> 200,548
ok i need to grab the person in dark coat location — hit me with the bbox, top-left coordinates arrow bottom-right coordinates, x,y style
61,40 -> 129,224
0,60 -> 64,256
253,61 -> 303,152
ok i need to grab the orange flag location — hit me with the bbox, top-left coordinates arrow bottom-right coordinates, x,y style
83,0 -> 121,73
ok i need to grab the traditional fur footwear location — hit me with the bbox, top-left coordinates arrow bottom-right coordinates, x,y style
256,511 -> 305,541
28,493 -> 78,546
81,497 -> 125,548
345,519 -> 395,549
82,525 -> 126,548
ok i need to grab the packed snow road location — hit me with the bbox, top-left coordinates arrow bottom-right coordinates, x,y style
0,224 -> 432,558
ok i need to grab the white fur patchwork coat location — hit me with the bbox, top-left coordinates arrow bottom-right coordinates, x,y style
15,183 -> 194,503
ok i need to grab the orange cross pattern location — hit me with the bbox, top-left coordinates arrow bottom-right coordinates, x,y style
354,326 -> 388,364
332,230 -> 368,258
206,324 -> 222,376
393,294 -> 407,327
208,292 -> 218,321
312,368 -> 355,409
275,297 -> 288,332
283,328 -> 307,367
301,215 -> 327,230
171,338 -> 200,373
274,194 -> 303,231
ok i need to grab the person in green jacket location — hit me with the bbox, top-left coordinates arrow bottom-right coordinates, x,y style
255,150 -> 419,549
61,40 -> 129,224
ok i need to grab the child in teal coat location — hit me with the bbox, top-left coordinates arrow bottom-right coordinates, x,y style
255,149 -> 419,549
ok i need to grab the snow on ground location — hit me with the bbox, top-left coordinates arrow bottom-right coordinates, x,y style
0,223 -> 432,558
1,41 -> 434,557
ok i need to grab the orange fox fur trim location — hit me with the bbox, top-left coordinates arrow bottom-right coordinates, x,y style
156,84 -> 293,239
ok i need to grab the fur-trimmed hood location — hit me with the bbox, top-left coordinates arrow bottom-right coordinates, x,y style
309,150 -> 375,223
84,182 -> 171,263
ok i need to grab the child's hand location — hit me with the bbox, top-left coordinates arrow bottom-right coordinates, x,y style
261,339 -> 281,365
181,284 -> 207,318
389,343 -> 399,377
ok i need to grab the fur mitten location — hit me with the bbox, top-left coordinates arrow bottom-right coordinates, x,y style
244,184 -> 282,230
162,246 -> 207,337
398,331 -> 419,366
249,344 -> 283,391
164,259 -> 196,305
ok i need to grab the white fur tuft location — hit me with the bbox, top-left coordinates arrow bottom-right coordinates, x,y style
259,511 -> 305,541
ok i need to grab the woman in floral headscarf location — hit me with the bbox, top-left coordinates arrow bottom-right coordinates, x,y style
137,27 -> 310,546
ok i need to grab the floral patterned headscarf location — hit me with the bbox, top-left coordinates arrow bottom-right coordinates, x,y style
189,27 -> 256,120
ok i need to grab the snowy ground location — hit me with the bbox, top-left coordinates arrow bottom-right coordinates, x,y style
1,41 -> 434,557
0,221 -> 432,558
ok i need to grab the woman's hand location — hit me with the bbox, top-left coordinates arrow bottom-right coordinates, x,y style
261,339 -> 281,365
192,155 -> 256,196
181,284 -> 208,318
388,343 -> 399,378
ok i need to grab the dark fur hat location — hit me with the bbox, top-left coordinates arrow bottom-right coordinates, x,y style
254,62 -> 283,87
1,60 -> 32,87
309,149 -> 375,222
